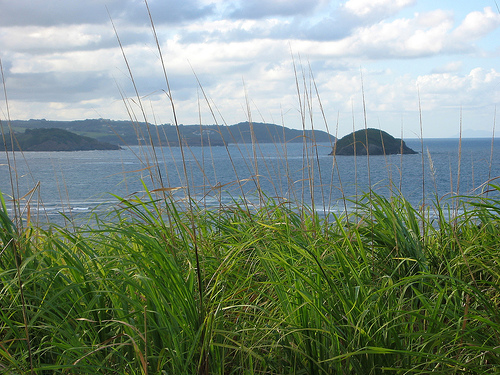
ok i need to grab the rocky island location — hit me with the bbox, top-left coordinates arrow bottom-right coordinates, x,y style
0,128 -> 121,151
330,128 -> 417,156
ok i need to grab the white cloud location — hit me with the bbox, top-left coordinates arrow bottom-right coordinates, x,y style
0,0 -> 214,26
352,11 -> 453,57
288,7 -> 496,60
174,6 -> 497,60
452,7 -> 500,41
0,0 -> 110,26
0,25 -> 106,53
431,61 -> 463,74
227,0 -> 326,19
343,0 -> 416,18
416,68 -> 500,108
1,1 -> 499,138
9,49 -> 124,75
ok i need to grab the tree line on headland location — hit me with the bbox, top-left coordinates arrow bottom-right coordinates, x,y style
0,128 -> 120,151
6,119 -> 335,148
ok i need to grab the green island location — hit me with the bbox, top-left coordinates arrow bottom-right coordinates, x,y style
0,128 -> 120,151
331,128 -> 417,155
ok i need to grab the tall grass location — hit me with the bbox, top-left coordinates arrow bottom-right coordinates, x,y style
2,3 -> 500,373
2,183 -> 500,374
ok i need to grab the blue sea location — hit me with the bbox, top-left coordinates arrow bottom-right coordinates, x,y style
1,138 -> 499,225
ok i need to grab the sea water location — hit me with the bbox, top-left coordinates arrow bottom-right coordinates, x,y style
1,138 -> 499,225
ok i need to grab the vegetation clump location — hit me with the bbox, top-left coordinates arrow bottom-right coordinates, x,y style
331,128 -> 417,155
1,184 -> 500,374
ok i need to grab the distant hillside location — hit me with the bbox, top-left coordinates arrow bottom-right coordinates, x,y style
7,119 -> 335,146
0,128 -> 121,151
331,128 -> 417,155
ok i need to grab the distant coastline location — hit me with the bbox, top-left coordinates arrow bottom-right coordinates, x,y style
6,119 -> 335,147
0,128 -> 120,151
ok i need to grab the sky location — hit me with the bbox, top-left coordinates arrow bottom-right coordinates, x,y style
0,0 -> 499,138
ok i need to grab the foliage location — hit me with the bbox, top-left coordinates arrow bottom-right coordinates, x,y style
1,185 -> 500,374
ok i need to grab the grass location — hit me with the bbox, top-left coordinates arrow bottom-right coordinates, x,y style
2,3 -> 500,373
1,183 -> 500,374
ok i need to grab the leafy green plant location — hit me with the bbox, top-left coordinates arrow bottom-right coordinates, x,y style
1,3 -> 500,373
2,184 -> 500,373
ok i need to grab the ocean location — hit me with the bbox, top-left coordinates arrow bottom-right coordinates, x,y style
1,138 -> 499,225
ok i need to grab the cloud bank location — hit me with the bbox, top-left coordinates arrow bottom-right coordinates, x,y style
0,0 -> 499,137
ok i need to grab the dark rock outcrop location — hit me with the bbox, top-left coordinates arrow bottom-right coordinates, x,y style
330,128 -> 417,156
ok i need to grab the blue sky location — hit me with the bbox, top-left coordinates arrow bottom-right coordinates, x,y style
0,0 -> 499,137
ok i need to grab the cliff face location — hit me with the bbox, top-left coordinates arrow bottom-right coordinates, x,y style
0,128 -> 121,151
330,128 -> 417,156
